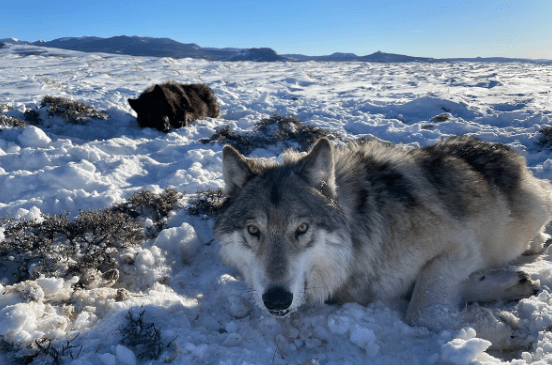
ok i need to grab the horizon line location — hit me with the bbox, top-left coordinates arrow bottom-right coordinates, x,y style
2,35 -> 551,62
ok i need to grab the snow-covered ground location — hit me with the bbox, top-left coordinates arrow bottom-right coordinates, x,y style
1,42 -> 552,364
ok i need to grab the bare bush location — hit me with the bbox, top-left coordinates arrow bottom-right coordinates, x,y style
200,114 -> 339,154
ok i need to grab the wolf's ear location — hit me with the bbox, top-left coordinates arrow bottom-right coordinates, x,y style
128,98 -> 138,111
222,145 -> 254,197
299,138 -> 336,198
153,84 -> 165,94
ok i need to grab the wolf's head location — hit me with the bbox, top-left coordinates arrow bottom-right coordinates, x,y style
214,138 -> 353,317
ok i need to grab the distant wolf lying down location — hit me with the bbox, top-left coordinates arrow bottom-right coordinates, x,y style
214,136 -> 552,332
128,82 -> 220,132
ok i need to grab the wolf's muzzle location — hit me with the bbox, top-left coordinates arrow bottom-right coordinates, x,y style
262,286 -> 293,315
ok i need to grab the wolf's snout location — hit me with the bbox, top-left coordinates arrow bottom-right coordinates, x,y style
262,286 -> 293,313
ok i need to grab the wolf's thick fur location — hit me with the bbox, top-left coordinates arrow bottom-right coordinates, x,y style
128,82 -> 220,132
214,136 -> 552,331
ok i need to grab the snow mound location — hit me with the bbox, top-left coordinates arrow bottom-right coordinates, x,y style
440,328 -> 491,365
154,222 -> 200,262
17,125 -> 52,148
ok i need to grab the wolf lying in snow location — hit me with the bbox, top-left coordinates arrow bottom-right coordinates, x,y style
128,82 -> 220,132
214,136 -> 552,331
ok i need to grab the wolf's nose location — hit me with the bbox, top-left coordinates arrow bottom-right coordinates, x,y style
262,286 -> 293,311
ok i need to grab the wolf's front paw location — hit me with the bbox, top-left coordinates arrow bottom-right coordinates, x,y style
509,271 -> 540,299
461,269 -> 540,303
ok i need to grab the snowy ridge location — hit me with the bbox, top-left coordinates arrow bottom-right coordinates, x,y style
1,44 -> 552,364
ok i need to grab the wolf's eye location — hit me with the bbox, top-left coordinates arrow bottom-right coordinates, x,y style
247,225 -> 260,238
295,223 -> 309,238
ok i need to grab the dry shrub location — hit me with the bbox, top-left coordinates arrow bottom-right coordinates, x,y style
200,114 -> 339,154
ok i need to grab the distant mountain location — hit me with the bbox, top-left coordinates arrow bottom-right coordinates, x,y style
3,36 -> 288,62
357,50 -> 436,62
287,50 -> 551,64
284,52 -> 360,62
445,56 -> 552,64
0,38 -> 34,45
328,52 -> 358,58
33,36 -> 103,50
223,48 -> 290,62
283,51 -> 436,62
28,36 -> 237,60
2,36 -> 551,64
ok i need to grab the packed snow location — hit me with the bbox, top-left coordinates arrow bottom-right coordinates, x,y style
1,42 -> 552,364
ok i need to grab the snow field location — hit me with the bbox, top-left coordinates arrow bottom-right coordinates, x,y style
1,43 -> 552,364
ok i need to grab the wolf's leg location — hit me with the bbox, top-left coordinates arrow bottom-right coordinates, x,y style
457,269 -> 540,351
406,255 -> 540,349
405,252 -> 478,331
460,269 -> 539,303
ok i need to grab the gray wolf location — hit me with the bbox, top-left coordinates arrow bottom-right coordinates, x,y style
128,82 -> 220,132
214,136 -> 552,331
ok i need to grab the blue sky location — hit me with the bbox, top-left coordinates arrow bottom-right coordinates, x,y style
2,0 -> 551,59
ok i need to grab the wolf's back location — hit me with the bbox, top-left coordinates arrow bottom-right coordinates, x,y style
419,135 -> 525,196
